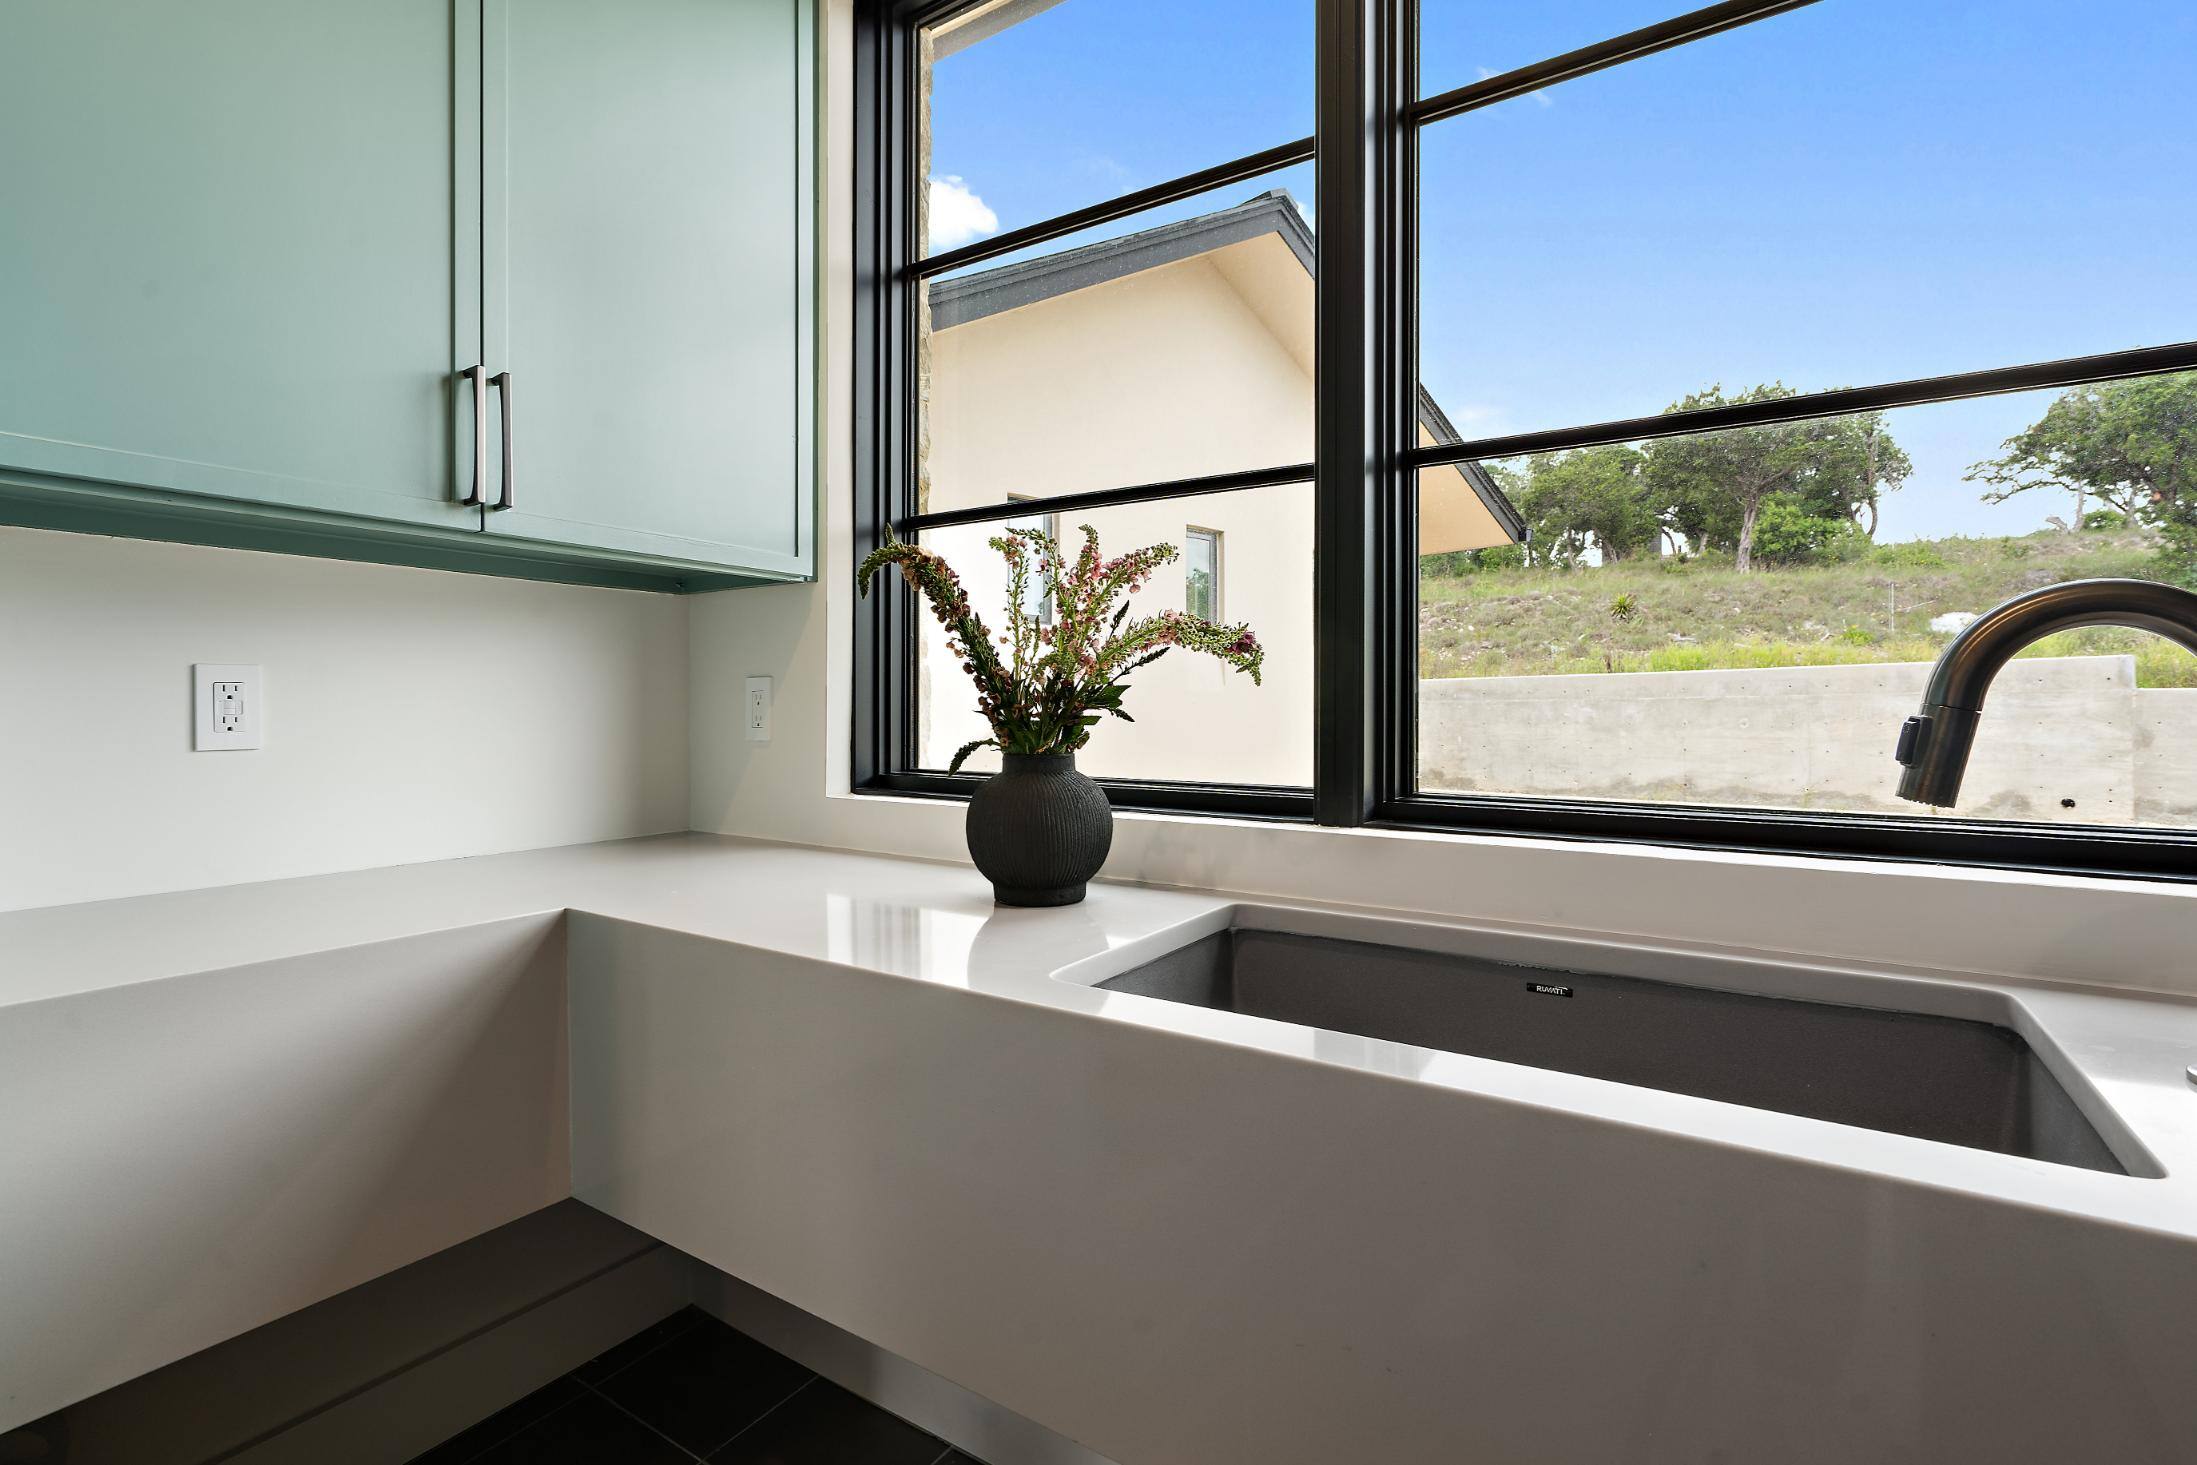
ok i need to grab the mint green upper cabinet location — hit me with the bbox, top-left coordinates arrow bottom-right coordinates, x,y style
481,0 -> 815,578
0,0 -> 812,590
0,0 -> 481,533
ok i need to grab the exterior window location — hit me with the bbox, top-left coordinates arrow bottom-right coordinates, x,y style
858,0 -> 2197,876
1408,0 -> 2197,848
1185,528 -> 1221,621
1005,497 -> 1057,625
889,0 -> 1317,791
918,486 -> 1312,785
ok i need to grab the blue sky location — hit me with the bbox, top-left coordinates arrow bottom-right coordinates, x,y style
928,0 -> 2196,542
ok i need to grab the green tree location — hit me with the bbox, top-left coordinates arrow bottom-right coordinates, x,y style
1419,543 -> 1525,578
1965,373 -> 2197,564
1516,443 -> 1658,565
1649,385 -> 1909,572
1650,385 -> 1819,572
2161,517 -> 2197,590
1810,409 -> 1912,539
1748,493 -> 1867,566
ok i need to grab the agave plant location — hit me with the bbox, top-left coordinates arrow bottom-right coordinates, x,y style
859,523 -> 1264,771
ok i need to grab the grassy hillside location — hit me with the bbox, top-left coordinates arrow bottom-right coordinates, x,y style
1419,527 -> 2197,687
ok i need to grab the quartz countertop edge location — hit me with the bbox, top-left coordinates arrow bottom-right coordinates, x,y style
5,831 -> 2195,1246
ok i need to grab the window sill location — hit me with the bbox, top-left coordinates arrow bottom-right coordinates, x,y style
828,778 -> 2197,1001
852,775 -> 2197,884
860,770 -> 1313,822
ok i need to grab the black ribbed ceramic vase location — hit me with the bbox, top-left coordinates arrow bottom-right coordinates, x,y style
965,752 -> 1113,907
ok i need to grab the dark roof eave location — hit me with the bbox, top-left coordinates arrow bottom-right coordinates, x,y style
929,189 -> 1314,330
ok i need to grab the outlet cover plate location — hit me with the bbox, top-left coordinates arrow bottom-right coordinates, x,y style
744,675 -> 772,743
193,664 -> 262,751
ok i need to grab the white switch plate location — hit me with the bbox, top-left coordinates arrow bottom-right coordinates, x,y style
193,664 -> 262,750
744,675 -> 772,743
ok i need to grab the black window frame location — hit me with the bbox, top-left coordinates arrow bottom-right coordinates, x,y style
854,0 -> 2197,881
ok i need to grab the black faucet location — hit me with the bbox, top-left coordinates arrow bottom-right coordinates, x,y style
1895,578 -> 2197,808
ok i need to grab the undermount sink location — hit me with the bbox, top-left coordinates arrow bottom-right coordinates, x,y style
1097,922 -> 2145,1176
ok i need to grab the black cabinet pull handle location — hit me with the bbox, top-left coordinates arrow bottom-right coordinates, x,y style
459,364 -> 487,506
490,371 -> 514,510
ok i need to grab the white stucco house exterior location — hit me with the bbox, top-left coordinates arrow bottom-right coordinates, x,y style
919,190 -> 1522,784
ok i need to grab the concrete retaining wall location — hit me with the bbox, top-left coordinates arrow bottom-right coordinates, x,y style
1420,655 -> 2197,826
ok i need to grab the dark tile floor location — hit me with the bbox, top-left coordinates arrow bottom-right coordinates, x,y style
410,1307 -> 985,1465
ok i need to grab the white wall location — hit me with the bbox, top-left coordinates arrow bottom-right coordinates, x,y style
929,246 -> 1314,504
2,915 -> 572,1429
923,246 -> 1317,783
0,527 -> 687,911
917,489 -> 1315,784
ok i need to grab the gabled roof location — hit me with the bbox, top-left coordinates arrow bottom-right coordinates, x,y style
931,0 -> 1074,60
929,190 -> 1526,546
931,190 -> 1316,331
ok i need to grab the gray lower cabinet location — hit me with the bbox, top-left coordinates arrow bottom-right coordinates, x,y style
0,0 -> 814,592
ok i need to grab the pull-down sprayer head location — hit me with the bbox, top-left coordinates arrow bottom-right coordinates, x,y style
1894,578 -> 2197,808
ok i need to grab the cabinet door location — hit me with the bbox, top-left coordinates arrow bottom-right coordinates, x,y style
0,0 -> 482,532
482,0 -> 815,578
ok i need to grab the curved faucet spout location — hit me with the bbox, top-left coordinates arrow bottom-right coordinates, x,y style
1895,578 -> 2197,808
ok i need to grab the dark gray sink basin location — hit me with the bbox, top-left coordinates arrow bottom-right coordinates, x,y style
1099,928 -> 2130,1174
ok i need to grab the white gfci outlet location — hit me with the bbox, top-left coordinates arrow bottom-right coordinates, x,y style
744,675 -> 772,743
194,664 -> 262,750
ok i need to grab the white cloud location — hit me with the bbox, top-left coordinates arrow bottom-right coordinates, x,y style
1443,402 -> 1510,434
1083,156 -> 1135,195
927,175 -> 999,251
1478,65 -> 1554,107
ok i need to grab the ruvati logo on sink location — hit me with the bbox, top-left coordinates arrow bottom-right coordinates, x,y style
1526,982 -> 1575,998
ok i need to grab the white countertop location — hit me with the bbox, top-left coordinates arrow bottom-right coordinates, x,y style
8,832 -> 2197,1247
0,833 -> 1223,1007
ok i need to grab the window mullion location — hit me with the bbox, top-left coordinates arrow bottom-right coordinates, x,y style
1313,0 -> 1408,825
1373,0 -> 1420,814
852,0 -> 923,788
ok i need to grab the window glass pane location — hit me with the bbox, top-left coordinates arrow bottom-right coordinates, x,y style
1185,528 -> 1221,620
1413,382 -> 2197,827
1417,0 -> 2197,442
1006,501 -> 1057,623
922,168 -> 1315,511
922,0 -> 1313,252
1419,0 -> 1688,98
915,485 -> 1311,786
